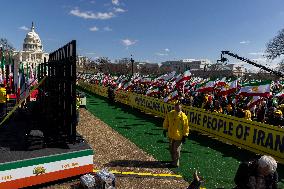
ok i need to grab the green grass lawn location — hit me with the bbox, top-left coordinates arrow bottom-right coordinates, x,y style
84,91 -> 284,189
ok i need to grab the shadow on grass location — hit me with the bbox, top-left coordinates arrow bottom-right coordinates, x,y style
124,123 -> 145,126
115,116 -> 128,119
157,139 -> 168,144
104,160 -> 172,168
118,126 -> 132,130
152,128 -> 164,131
188,131 -> 257,162
144,132 -> 160,136
181,150 -> 192,154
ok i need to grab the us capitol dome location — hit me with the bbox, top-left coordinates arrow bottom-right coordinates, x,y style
13,22 -> 49,68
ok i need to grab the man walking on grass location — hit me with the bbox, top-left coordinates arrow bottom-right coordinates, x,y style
163,101 -> 189,167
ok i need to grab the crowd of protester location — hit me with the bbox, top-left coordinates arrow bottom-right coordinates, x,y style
77,71 -> 284,128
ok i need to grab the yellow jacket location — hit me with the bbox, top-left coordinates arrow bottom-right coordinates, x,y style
0,87 -> 6,104
163,110 -> 189,140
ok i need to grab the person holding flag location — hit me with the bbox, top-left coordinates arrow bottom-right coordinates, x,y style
163,100 -> 189,167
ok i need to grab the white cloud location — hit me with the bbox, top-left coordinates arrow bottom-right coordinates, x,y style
240,40 -> 250,44
103,26 -> 112,31
121,39 -> 137,46
114,7 -> 126,13
232,57 -> 283,73
89,26 -> 99,32
85,52 -> 96,55
112,0 -> 119,5
251,57 -> 267,64
164,48 -> 170,52
251,56 -> 284,70
155,53 -> 168,56
19,26 -> 29,31
248,52 -> 267,56
70,8 -> 115,20
90,0 -> 96,4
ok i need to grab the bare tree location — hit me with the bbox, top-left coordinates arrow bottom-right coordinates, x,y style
265,28 -> 284,60
0,38 -> 14,50
265,28 -> 284,71
276,61 -> 284,72
117,58 -> 131,64
95,57 -> 111,73
116,58 -> 131,75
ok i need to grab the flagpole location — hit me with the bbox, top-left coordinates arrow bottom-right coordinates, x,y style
182,81 -> 185,96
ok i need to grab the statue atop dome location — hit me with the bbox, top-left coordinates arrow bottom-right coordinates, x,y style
31,21 -> 34,32
23,22 -> 43,52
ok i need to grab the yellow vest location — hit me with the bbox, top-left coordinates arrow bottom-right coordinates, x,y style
163,110 -> 189,140
0,88 -> 6,104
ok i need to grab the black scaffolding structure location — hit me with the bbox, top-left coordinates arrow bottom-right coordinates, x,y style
37,40 -> 77,143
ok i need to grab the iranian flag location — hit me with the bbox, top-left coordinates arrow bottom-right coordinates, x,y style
141,78 -> 152,84
248,96 -> 263,109
238,81 -> 271,97
184,85 -> 191,93
1,50 -> 5,84
196,80 -> 215,93
157,71 -> 176,81
276,91 -> 284,98
133,76 -> 142,83
116,78 -> 128,90
17,72 -> 22,101
152,79 -> 161,87
219,80 -> 238,95
176,70 -> 192,84
170,90 -> 179,101
123,81 -> 133,90
146,87 -> 160,96
215,77 -> 227,87
170,73 -> 181,82
164,90 -> 179,102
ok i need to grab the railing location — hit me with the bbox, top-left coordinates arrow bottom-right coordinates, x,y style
37,40 -> 77,142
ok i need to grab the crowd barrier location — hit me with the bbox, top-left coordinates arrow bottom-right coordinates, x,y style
79,81 -> 108,97
79,81 -> 284,164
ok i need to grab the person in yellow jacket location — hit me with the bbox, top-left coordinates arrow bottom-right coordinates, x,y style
0,86 -> 6,104
243,105 -> 252,121
0,85 -> 6,118
163,101 -> 189,167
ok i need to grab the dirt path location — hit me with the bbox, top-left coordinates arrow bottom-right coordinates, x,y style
41,109 -> 189,189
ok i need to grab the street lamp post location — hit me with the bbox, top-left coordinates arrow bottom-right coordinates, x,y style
130,55 -> 134,76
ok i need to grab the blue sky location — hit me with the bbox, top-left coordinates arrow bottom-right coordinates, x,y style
1,0 -> 284,66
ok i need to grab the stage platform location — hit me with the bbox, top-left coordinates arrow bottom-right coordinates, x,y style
0,109 -> 94,189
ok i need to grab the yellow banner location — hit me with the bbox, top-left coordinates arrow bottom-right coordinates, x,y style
80,83 -> 284,163
183,107 -> 284,163
79,81 -> 108,97
128,93 -> 174,117
115,90 -> 130,105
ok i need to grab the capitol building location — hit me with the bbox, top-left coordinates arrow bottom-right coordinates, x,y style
13,22 -> 49,69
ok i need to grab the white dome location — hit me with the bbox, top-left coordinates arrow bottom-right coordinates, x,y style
23,22 -> 43,52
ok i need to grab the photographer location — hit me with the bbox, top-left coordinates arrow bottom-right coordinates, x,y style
234,155 -> 278,189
